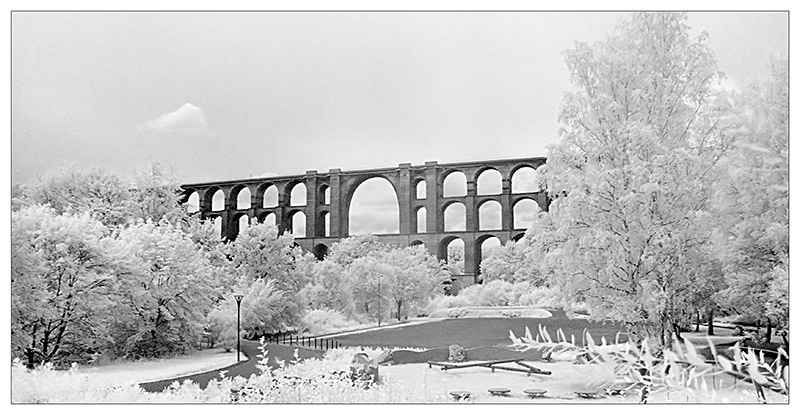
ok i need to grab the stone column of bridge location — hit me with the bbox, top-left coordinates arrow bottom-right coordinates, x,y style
500,177 -> 513,230
398,164 -> 412,235
424,161 -> 440,233
329,169 -> 347,238
276,184 -> 288,235
305,171 -> 318,238
465,179 -> 477,232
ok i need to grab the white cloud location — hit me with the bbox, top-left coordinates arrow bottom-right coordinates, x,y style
142,103 -> 211,134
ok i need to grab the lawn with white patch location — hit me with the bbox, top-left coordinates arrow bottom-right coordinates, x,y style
380,361 -> 785,403
75,348 -> 246,386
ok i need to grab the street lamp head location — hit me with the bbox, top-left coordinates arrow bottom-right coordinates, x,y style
233,293 -> 244,303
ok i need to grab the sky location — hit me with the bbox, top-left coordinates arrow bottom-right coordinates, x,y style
10,11 -> 789,236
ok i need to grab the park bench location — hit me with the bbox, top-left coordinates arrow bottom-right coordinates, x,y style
427,358 -> 551,377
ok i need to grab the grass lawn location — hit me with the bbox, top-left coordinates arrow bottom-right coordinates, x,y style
380,360 -> 784,403
74,347 -> 246,385
332,317 -> 628,349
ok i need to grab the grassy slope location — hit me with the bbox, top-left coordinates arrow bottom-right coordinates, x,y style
332,317 -> 628,349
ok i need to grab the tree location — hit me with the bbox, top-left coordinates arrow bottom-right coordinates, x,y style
346,256 -> 387,320
480,237 -> 546,285
446,243 -> 464,275
226,223 -> 306,293
345,245 -> 447,322
534,13 -> 732,347
299,259 -> 352,314
21,165 -> 131,227
381,246 -> 448,320
713,58 -> 788,340
208,279 -> 289,346
126,162 -> 189,225
325,234 -> 388,268
225,223 -> 308,332
112,220 -> 221,358
11,206 -> 118,367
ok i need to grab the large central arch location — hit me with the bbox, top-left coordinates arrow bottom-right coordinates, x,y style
342,175 -> 400,236
181,157 -> 548,285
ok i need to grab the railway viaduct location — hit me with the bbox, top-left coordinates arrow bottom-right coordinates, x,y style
180,157 -> 548,284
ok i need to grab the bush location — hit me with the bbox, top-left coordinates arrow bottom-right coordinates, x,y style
517,286 -> 565,308
458,280 -> 513,306
301,309 -> 363,335
447,308 -> 469,318
12,344 -> 448,403
426,294 -> 468,312
428,281 -> 566,313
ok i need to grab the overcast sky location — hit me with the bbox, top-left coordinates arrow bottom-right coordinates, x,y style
10,11 -> 788,235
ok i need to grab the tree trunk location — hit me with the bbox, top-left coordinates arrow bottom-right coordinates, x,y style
756,319 -> 761,342
396,300 -> 403,322
25,348 -> 36,369
695,308 -> 700,332
765,318 -> 772,343
706,307 -> 714,336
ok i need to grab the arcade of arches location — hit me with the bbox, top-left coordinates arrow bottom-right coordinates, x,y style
181,157 -> 548,284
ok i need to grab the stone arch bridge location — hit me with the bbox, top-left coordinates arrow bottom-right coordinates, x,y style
181,157 -> 548,284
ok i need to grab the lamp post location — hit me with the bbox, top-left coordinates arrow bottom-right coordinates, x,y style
377,274 -> 382,327
233,293 -> 244,362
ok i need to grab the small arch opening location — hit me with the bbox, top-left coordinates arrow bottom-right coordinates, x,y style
262,212 -> 277,227
445,238 -> 465,275
263,185 -> 278,208
444,203 -> 466,232
212,216 -> 223,238
478,236 -> 502,278
477,169 -> 502,195
236,187 -> 251,210
478,200 -> 502,230
319,211 -> 331,237
416,180 -> 426,199
513,198 -> 540,229
319,184 -> 331,205
512,166 -> 539,193
291,211 -> 306,237
416,207 -> 427,233
236,215 -> 250,237
290,183 -> 307,206
211,189 -> 225,212
313,243 -> 329,261
185,191 -> 200,213
443,171 -> 467,197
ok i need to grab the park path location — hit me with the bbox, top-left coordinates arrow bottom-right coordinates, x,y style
138,340 -> 325,393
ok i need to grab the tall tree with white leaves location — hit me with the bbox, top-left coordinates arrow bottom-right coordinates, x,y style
534,12 -> 733,347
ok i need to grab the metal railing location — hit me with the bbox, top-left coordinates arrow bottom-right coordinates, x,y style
266,333 -> 341,350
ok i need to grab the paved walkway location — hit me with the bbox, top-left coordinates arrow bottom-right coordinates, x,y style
139,340 -> 325,392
